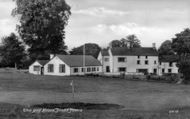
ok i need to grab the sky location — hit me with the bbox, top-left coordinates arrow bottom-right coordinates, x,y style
0,0 -> 190,49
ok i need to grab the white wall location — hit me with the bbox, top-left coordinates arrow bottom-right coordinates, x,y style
112,56 -> 159,74
102,56 -> 111,73
97,52 -> 103,64
108,49 -> 114,73
98,49 -> 159,75
98,50 -> 179,75
44,56 -> 71,76
44,56 -> 102,76
159,62 -> 178,75
29,61 -> 42,75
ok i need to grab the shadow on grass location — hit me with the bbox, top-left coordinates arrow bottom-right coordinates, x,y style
32,102 -> 125,110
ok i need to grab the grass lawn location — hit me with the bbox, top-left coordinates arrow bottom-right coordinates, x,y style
0,68 -> 190,118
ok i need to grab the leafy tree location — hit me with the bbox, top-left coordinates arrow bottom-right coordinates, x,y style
125,35 -> 141,48
0,33 -> 26,68
12,0 -> 71,60
109,34 -> 141,48
70,43 -> 101,58
109,40 -> 122,48
120,38 -> 128,47
172,28 -> 190,82
158,40 -> 175,56
172,28 -> 190,56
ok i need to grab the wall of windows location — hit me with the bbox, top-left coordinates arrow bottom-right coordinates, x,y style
72,66 -> 101,74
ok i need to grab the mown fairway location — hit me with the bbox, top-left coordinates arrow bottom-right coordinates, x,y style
0,69 -> 190,118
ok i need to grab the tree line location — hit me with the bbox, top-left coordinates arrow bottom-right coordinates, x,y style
0,0 -> 190,82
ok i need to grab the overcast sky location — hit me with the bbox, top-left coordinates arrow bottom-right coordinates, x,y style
0,0 -> 190,49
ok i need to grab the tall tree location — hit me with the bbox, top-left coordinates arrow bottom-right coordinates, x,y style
109,34 -> 141,48
158,40 -> 175,56
12,0 -> 71,60
172,28 -> 190,56
0,33 -> 26,68
125,34 -> 141,48
70,43 -> 101,58
171,28 -> 190,82
109,40 -> 122,48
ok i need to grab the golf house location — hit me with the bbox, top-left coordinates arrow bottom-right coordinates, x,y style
29,54 -> 102,76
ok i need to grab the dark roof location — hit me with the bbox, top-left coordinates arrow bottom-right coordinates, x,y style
37,60 -> 49,66
111,47 -> 158,56
101,49 -> 109,56
57,55 -> 102,67
160,55 -> 178,62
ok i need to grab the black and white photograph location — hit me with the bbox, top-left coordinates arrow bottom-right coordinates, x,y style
0,0 -> 190,118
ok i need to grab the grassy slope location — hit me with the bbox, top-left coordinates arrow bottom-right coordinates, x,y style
0,70 -> 190,111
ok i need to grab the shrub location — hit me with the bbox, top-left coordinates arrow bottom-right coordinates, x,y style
162,73 -> 179,83
178,59 -> 190,83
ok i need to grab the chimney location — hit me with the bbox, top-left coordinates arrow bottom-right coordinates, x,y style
108,42 -> 112,49
50,54 -> 55,59
152,43 -> 156,49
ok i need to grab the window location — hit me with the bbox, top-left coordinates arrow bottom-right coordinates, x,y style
118,67 -> 126,72
59,64 -> 65,73
97,67 -> 99,72
48,64 -> 54,73
145,56 -> 148,59
138,56 -> 140,59
160,62 -> 162,65
137,60 -> 140,65
92,67 -> 96,72
154,61 -> 157,64
33,66 -> 40,71
74,68 -> 78,73
81,68 -> 85,72
162,69 -> 165,73
106,66 -> 110,72
169,62 -> 173,67
145,60 -> 149,65
87,67 -> 91,72
168,69 -> 172,73
118,57 -> 126,62
104,58 -> 109,62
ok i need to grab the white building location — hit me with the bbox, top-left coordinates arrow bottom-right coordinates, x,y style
29,60 -> 49,75
98,47 -> 179,75
29,55 -> 102,76
158,55 -> 179,75
98,47 -> 159,75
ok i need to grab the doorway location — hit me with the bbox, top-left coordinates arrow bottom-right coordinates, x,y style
153,68 -> 157,74
106,66 -> 110,73
41,67 -> 44,75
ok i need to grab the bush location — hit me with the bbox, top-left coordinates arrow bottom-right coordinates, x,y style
85,73 -> 100,77
178,59 -> 190,83
162,73 -> 179,83
146,73 -> 179,83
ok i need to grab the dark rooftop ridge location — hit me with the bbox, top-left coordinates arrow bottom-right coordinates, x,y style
110,47 -> 158,56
